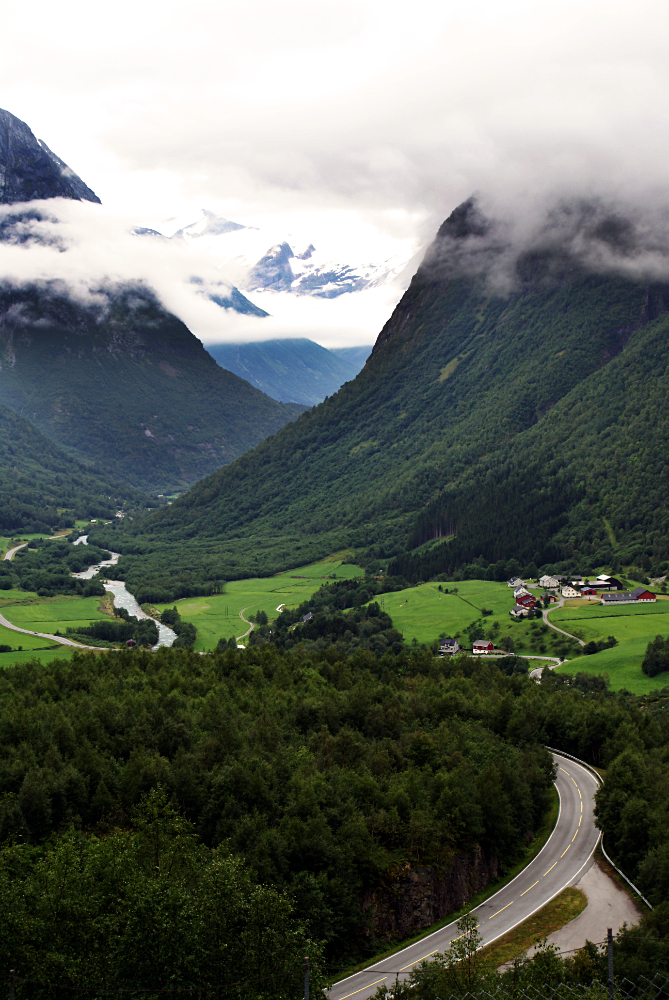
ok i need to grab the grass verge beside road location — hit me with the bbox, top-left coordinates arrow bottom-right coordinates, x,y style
479,888 -> 587,969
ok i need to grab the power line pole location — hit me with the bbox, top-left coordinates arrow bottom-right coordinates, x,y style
304,957 -> 310,1000
9,970 -> 14,1000
608,928 -> 614,1000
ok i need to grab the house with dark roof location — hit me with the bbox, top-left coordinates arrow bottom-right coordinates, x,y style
510,606 -> 530,618
601,588 -> 656,605
302,612 -> 314,622
596,575 -> 624,590
631,586 -> 656,602
440,638 -> 460,655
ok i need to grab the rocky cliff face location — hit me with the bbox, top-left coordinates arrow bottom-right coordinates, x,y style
363,848 -> 498,941
0,109 -> 100,204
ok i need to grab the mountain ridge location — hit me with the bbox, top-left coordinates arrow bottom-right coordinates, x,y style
0,280 -> 306,493
90,197 -> 669,598
0,108 -> 100,205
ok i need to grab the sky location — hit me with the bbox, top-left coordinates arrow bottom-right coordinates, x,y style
1,0 -> 668,346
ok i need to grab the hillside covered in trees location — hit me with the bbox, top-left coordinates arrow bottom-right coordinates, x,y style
0,402 -> 149,533
3,647 -> 669,992
91,198 -> 669,598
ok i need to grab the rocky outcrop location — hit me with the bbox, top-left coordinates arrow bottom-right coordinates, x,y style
363,848 -> 498,942
0,108 -> 100,205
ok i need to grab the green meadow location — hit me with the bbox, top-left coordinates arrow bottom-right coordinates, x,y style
0,647 -> 76,668
4,596 -> 111,635
553,599 -> 669,693
381,580 -> 514,645
157,558 -> 365,651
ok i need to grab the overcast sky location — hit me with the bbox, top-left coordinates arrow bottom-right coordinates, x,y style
2,0 -> 668,345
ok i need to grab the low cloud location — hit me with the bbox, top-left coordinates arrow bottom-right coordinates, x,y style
421,193 -> 669,295
0,199 -> 392,348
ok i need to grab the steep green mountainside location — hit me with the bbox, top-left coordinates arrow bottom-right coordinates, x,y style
206,337 -> 365,405
0,283 -> 305,493
91,199 -> 669,598
0,402 -> 149,532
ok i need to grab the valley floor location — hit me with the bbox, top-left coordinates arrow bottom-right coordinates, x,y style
1,530 -> 669,695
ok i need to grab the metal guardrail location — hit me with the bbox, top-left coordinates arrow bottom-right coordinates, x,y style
546,747 -> 653,910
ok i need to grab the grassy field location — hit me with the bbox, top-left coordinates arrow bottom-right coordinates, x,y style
553,599 -> 669,693
156,558 -> 365,652
0,647 -> 77,668
3,595 -> 112,635
379,581 -> 571,657
0,620 -> 62,650
160,574 -> 580,656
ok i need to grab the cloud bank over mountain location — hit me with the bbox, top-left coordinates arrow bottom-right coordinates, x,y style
0,200 -> 399,347
3,0 -> 669,245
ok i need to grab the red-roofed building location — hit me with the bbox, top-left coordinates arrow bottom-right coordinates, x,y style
473,639 -> 494,654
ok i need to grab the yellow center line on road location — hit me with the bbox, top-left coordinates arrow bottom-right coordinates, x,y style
340,980 -> 386,999
544,862 -> 558,876
489,901 -> 513,919
581,801 -> 583,812
572,830 -> 578,842
561,768 -> 570,775
561,845 -> 571,857
400,951 -> 437,971
578,815 -> 582,826
520,880 -> 539,896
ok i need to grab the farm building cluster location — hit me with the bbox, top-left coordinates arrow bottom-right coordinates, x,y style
508,573 -> 655,618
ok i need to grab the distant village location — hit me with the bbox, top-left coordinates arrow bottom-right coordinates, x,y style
439,573 -> 656,657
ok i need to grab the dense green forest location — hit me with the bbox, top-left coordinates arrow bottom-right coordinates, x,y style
0,789 -> 319,998
2,643 -> 669,991
0,646 -> 556,970
5,537 -> 110,597
89,202 -> 669,598
0,402 -> 149,533
0,282 -> 305,493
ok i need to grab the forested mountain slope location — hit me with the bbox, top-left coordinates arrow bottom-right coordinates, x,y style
0,402 -> 148,532
0,283 -> 305,493
92,198 -> 669,598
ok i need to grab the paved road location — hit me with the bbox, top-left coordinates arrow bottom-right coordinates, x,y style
0,611 -> 99,649
328,754 -> 600,1000
4,543 -> 27,561
544,598 -> 585,646
236,605 -> 256,644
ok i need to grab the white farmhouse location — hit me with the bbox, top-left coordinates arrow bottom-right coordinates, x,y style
561,585 -> 581,598
539,575 -> 560,589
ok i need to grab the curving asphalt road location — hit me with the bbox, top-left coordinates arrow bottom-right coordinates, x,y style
544,598 -> 586,647
0,611 -> 99,649
4,543 -> 27,561
328,754 -> 600,1000
236,605 -> 256,644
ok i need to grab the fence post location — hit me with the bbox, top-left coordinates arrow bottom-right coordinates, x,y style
304,957 -> 309,1000
9,970 -> 14,1000
608,928 -> 614,1000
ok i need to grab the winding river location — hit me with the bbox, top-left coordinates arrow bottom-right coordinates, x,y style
73,536 -> 176,649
